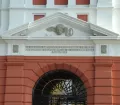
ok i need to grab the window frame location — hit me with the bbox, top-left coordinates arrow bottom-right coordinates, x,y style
77,13 -> 89,22
76,0 -> 90,5
33,13 -> 46,21
54,0 -> 68,5
33,0 -> 47,5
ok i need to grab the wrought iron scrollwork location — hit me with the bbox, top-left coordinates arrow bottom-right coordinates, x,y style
33,70 -> 87,105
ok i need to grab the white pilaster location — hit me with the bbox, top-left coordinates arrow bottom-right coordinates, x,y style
112,0 -> 120,8
112,0 -> 120,35
8,10 -> 25,30
0,11 -> 9,31
96,0 -> 112,30
7,42 -> 25,56
46,0 -> 54,8
112,8 -> 120,34
97,8 -> 112,30
10,0 -> 25,8
97,0 -> 112,7
90,0 -> 97,7
1,0 -> 10,8
0,0 -> 9,33
25,0 -> 33,7
68,0 -> 76,7
0,0 -> 2,31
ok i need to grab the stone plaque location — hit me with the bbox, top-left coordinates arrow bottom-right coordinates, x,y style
13,45 -> 19,53
26,45 -> 94,54
101,45 -> 107,54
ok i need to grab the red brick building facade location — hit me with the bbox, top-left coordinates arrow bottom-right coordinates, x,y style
0,56 -> 120,105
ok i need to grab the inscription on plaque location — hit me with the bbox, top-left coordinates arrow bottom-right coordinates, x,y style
26,46 -> 94,54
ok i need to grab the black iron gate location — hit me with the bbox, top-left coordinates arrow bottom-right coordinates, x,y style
33,70 -> 87,105
35,95 -> 86,105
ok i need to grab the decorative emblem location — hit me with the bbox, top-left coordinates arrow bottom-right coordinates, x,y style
101,45 -> 107,54
13,45 -> 19,53
46,24 -> 73,36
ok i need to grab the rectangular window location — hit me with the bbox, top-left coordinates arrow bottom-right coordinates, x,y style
76,0 -> 90,5
55,0 -> 68,5
77,15 -> 88,22
33,0 -> 46,5
34,15 -> 45,21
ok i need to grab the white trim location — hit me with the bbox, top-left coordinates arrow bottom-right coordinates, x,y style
32,13 -> 46,21
100,44 -> 108,56
0,12 -> 119,40
76,13 -> 89,22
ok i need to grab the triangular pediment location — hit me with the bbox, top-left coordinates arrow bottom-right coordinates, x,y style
1,12 -> 119,40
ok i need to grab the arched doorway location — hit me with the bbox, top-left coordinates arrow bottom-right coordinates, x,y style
33,70 -> 87,105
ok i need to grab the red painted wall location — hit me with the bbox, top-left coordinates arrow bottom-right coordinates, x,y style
34,15 -> 45,21
77,15 -> 88,21
0,57 -> 6,105
55,0 -> 68,5
76,0 -> 90,5
33,0 -> 46,5
0,56 -> 120,105
33,0 -> 90,5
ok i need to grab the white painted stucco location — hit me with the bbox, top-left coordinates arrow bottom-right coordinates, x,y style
0,0 -> 120,56
0,0 -> 115,32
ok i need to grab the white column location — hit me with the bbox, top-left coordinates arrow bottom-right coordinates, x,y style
97,0 -> 112,7
96,0 -> 112,30
0,0 -> 2,31
68,0 -> 76,7
97,8 -> 112,30
112,8 -> 120,34
112,0 -> 120,8
7,42 -> 25,56
10,0 -> 25,8
9,9 -> 25,30
9,0 -> 25,29
112,0 -> 120,34
0,0 -> 9,33
46,0 -> 54,8
25,0 -> 33,7
90,0 -> 97,7
89,10 -> 97,24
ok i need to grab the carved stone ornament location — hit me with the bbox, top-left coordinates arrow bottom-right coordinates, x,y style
46,24 -> 73,36
101,45 -> 107,54
13,45 -> 19,53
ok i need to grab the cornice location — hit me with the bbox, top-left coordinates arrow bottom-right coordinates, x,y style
90,36 -> 118,40
90,23 -> 119,37
1,23 -> 29,36
94,63 -> 113,67
0,8 -> 9,10
1,36 -> 119,41
1,36 -> 90,40
1,12 -> 119,41
5,62 -> 24,66
7,5 -> 114,10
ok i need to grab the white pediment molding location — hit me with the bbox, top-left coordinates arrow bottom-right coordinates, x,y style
90,23 -> 119,36
0,12 -> 119,40
28,12 -> 89,29
1,23 -> 29,37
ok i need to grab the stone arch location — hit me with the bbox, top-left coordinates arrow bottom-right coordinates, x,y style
37,63 -> 92,88
32,63 -> 93,105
